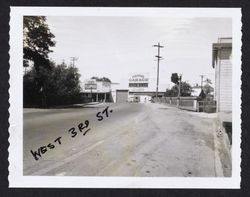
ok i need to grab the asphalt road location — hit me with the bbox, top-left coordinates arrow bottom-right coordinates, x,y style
24,103 -> 219,176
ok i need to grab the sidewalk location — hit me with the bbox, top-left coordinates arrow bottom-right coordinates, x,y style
59,102 -> 105,108
23,102 -> 106,113
82,102 -> 106,108
154,102 -> 229,177
159,102 -> 217,119
23,108 -> 51,114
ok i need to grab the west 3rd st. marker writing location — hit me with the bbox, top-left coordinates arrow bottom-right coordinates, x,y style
30,106 -> 113,161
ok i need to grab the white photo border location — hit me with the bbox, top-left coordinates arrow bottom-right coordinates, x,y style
9,7 -> 242,188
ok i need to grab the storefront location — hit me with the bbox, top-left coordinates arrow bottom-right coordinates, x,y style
80,79 -> 113,102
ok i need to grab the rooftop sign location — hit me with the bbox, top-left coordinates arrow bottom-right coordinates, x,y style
129,74 -> 149,83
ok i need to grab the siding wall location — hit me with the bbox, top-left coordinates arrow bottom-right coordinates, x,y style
215,48 -> 232,112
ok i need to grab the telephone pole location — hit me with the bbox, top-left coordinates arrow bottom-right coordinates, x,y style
178,74 -> 182,98
177,74 -> 182,108
70,57 -> 78,68
153,42 -> 164,101
200,75 -> 205,90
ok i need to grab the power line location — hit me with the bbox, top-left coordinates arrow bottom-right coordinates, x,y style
153,42 -> 164,100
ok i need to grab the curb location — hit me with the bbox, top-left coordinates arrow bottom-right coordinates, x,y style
212,119 -> 224,177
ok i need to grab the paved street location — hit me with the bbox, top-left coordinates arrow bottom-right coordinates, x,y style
24,103 -> 219,176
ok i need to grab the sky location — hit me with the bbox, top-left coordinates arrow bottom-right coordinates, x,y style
46,16 -> 232,91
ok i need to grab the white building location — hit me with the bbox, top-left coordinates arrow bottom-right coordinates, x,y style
80,79 -> 112,102
212,37 -> 232,151
192,85 -> 202,97
127,74 -> 152,103
212,38 -> 232,116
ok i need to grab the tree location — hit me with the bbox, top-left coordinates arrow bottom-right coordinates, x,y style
180,81 -> 193,96
165,81 -> 193,97
171,73 -> 179,84
51,63 -> 81,96
24,62 -> 82,107
46,63 -> 81,106
23,16 -> 56,107
165,85 -> 178,97
23,67 -> 43,107
91,76 -> 111,82
23,16 -> 56,69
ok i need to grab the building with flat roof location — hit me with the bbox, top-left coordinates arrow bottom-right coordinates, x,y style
80,73 -> 166,103
80,78 -> 113,102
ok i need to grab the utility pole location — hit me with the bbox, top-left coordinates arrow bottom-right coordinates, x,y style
200,75 -> 205,90
62,59 -> 66,65
153,42 -> 164,101
178,74 -> 182,98
177,74 -> 182,108
70,57 -> 78,68
90,87 -> 93,102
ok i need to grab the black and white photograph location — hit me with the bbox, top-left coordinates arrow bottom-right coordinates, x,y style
9,7 -> 242,188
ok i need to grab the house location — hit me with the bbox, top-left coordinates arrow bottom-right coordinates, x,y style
212,37 -> 232,115
212,37 -> 232,162
192,84 -> 202,97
